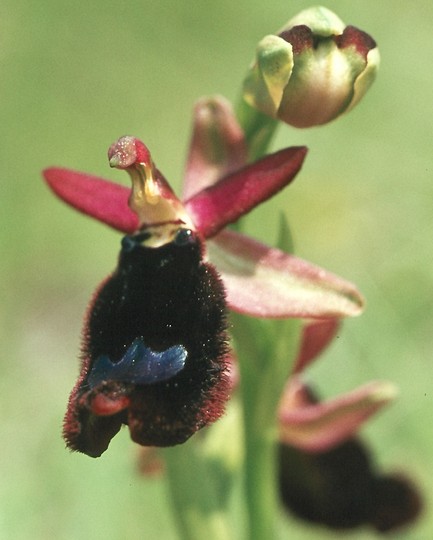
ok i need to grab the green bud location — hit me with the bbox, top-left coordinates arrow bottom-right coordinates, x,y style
243,6 -> 380,128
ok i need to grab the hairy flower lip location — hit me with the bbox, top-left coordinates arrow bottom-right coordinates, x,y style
278,437 -> 422,532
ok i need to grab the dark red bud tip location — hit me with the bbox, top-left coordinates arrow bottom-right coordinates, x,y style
279,25 -> 314,54
334,26 -> 377,59
108,136 -> 152,169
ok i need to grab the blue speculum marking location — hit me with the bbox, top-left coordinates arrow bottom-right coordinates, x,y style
87,338 -> 187,388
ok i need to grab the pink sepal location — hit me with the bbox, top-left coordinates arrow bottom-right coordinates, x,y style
43,167 -> 138,233
294,318 -> 341,373
278,377 -> 397,453
183,96 -> 247,199
207,230 -> 364,318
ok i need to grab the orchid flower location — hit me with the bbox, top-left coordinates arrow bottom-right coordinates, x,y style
44,98 -> 362,456
43,97 -> 366,457
276,319 -> 421,533
278,364 -> 422,533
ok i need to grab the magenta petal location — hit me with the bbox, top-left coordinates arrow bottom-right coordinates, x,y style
208,230 -> 365,318
184,146 -> 307,238
183,96 -> 247,199
293,318 -> 341,374
278,378 -> 397,453
43,167 -> 138,233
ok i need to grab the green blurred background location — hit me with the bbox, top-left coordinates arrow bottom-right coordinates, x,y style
1,0 -> 432,538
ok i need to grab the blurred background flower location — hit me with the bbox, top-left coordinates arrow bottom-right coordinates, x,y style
2,1 -> 433,539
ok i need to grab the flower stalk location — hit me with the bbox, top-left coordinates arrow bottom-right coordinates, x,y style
235,99 -> 278,161
233,314 -> 301,540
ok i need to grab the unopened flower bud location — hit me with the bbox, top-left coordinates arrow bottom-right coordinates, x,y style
243,6 -> 379,128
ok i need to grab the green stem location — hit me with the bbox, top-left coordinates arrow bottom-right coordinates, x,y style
232,315 -> 301,540
243,442 -> 276,540
236,99 -> 279,161
233,93 -> 303,540
241,387 -> 278,540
